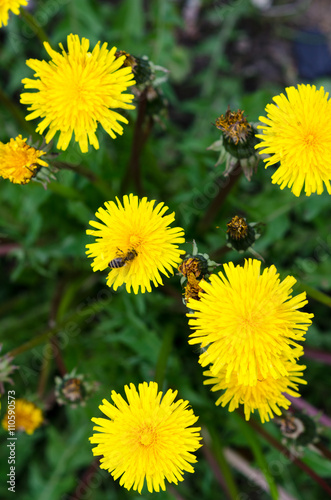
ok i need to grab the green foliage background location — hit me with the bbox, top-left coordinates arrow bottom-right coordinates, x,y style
1,1 -> 331,499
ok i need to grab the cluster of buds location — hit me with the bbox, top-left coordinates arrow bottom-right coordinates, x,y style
208,107 -> 260,181
178,241 -> 219,305
55,370 -> 99,408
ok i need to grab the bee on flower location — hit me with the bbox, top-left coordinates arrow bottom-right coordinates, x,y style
86,194 -> 185,293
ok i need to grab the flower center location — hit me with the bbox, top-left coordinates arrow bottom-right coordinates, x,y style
303,132 -> 317,149
139,427 -> 156,447
129,234 -> 142,248
237,311 -> 263,338
66,80 -> 89,109
14,150 -> 30,168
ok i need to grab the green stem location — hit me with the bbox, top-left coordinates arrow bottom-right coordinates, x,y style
296,282 -> 331,308
51,336 -> 67,376
154,325 -> 175,389
20,7 -> 50,46
204,425 -> 240,500
197,163 -> 242,235
6,293 -> 113,359
52,161 -> 114,199
247,414 -> 331,497
49,280 -> 68,377
210,244 -> 231,262
70,457 -> 100,500
314,442 -> 331,462
234,413 -> 279,500
37,344 -> 52,399
120,89 -> 150,196
37,277 -> 86,398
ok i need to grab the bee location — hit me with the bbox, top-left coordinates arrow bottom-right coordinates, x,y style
108,249 -> 137,268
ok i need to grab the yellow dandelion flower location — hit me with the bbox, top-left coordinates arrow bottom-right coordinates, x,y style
86,194 -> 185,294
89,381 -> 202,493
204,360 -> 307,423
187,259 -> 313,386
20,34 -> 136,153
0,135 -> 48,184
2,399 -> 43,435
255,84 -> 331,196
0,0 -> 27,28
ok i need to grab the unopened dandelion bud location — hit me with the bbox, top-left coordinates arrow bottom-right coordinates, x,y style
179,256 -> 208,279
55,370 -> 98,408
294,414 -> 319,446
216,108 -> 259,160
276,412 -> 319,447
116,51 -> 152,85
184,274 -> 204,303
146,86 -> 168,117
179,241 -> 219,287
226,216 -> 257,252
133,56 -> 153,85
208,109 -> 260,180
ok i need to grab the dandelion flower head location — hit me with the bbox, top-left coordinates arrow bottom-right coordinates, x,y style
204,360 -> 307,423
0,0 -> 27,28
255,84 -> 331,196
2,399 -> 43,435
86,194 -> 185,294
187,259 -> 313,386
89,381 -> 202,493
0,135 -> 48,184
20,34 -> 136,153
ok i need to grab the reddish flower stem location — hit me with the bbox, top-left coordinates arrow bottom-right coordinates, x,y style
202,445 -> 234,499
196,163 -> 242,234
0,243 -> 20,255
69,457 -> 101,500
304,347 -> 331,365
37,281 -> 67,399
247,416 -> 331,496
120,89 -> 152,196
